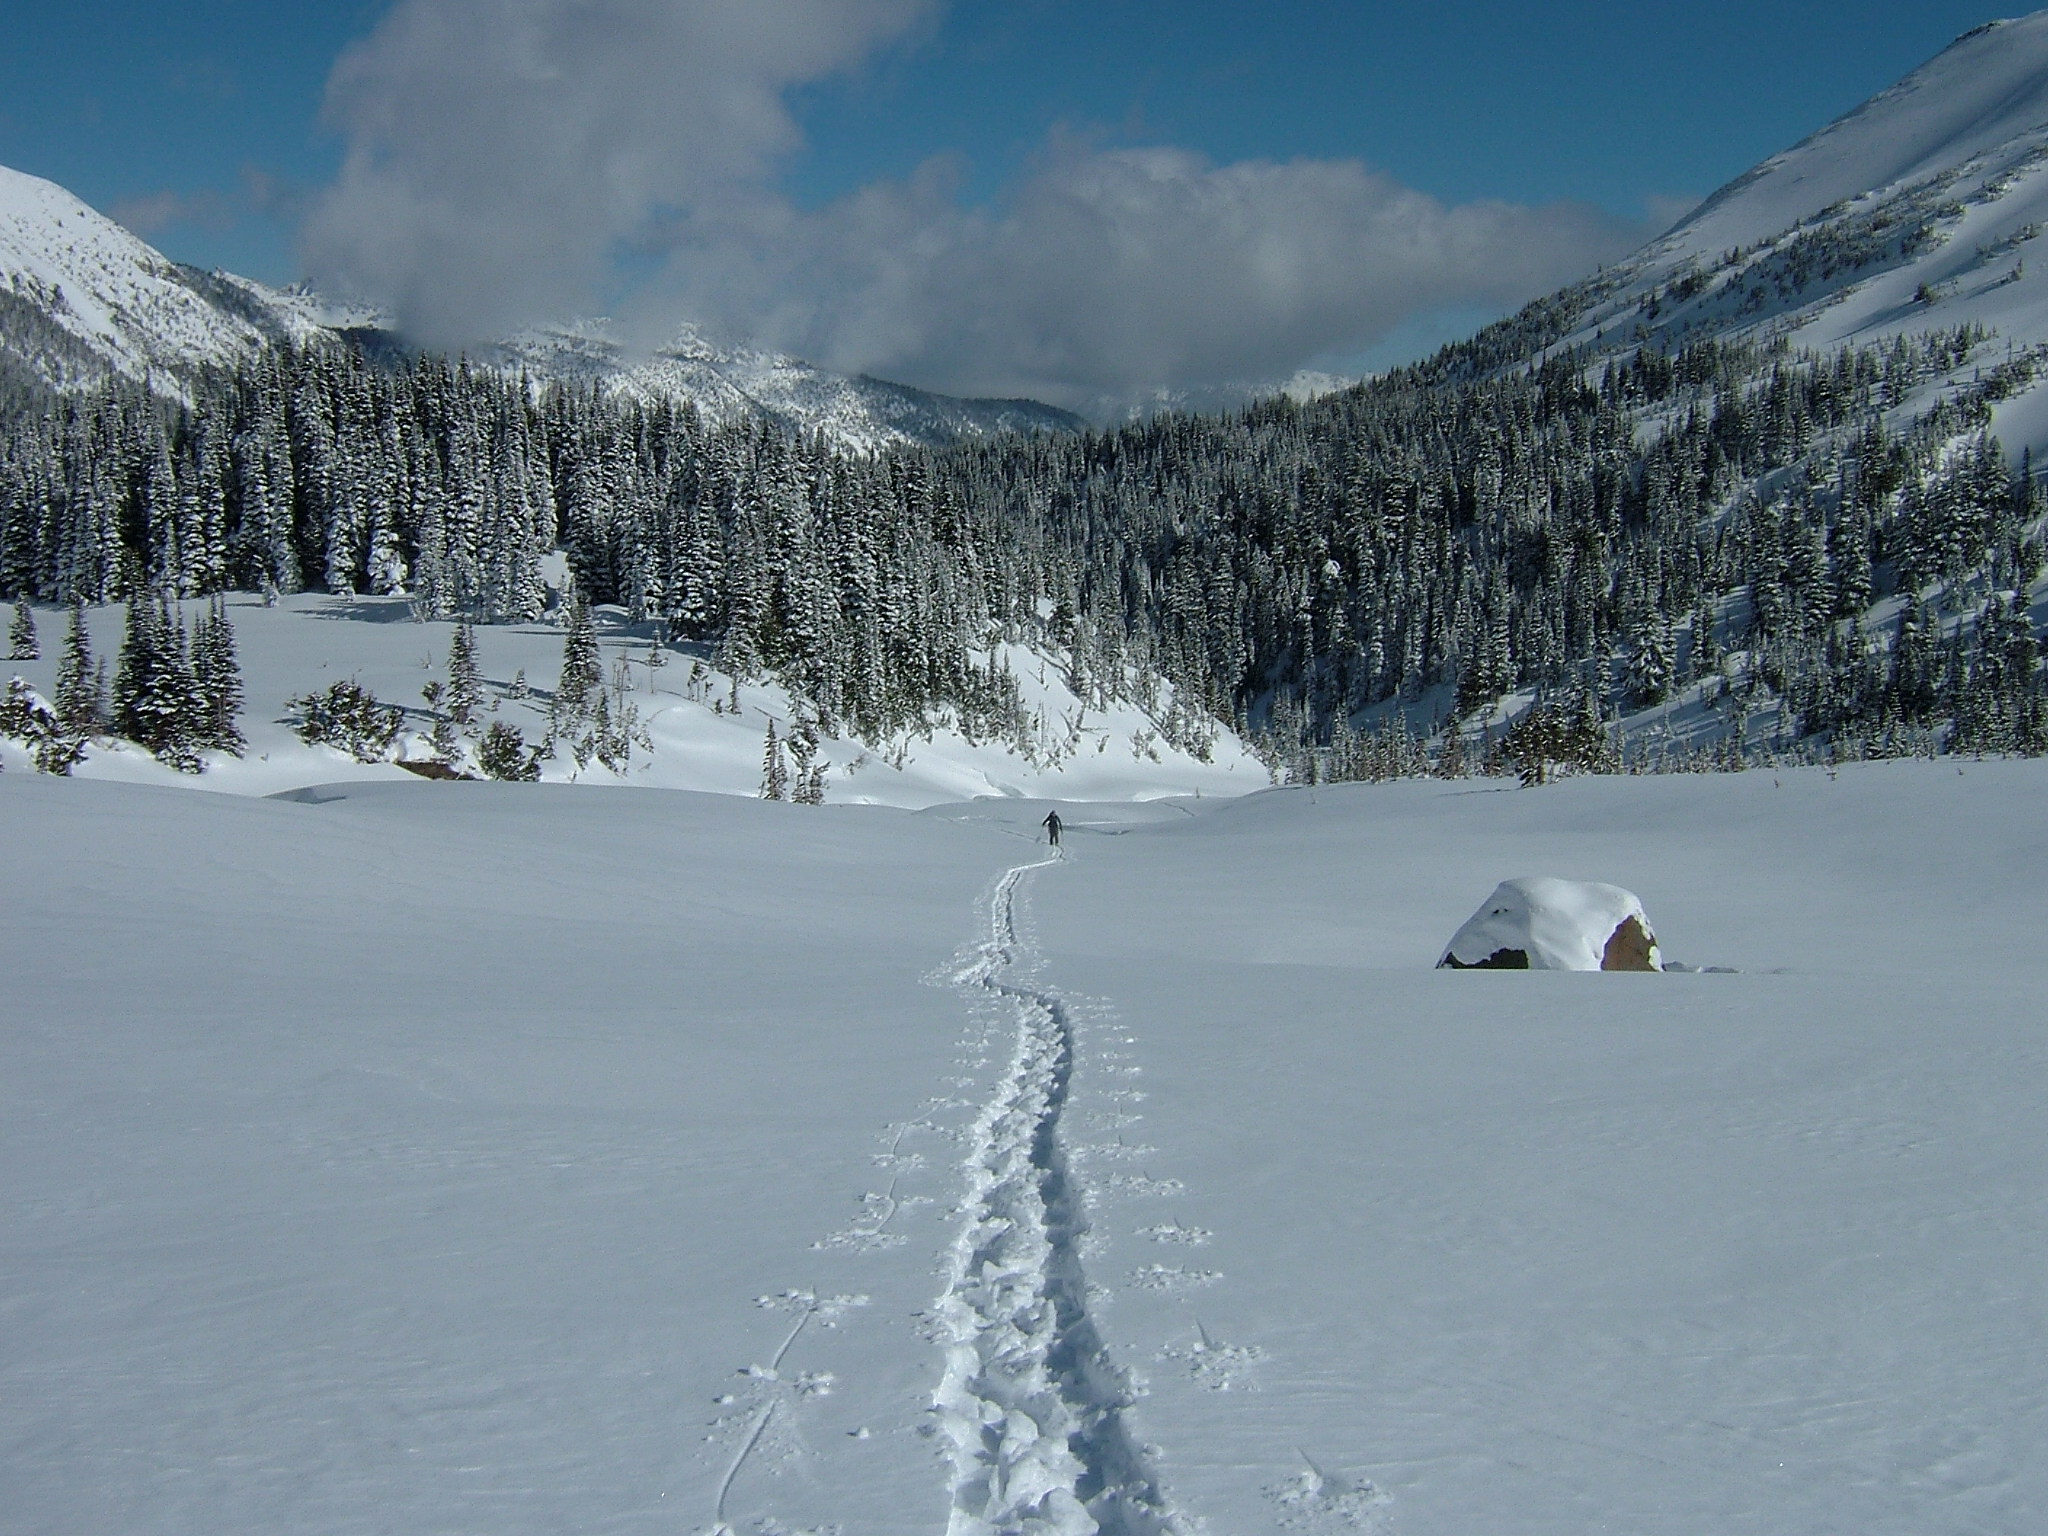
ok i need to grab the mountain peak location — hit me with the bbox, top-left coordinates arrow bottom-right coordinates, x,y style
0,161 -> 1079,449
1668,10 -> 2048,262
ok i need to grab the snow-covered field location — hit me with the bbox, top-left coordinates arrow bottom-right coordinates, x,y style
0,593 -> 1263,806
5,756 -> 2044,1535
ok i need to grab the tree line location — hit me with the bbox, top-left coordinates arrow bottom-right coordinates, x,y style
3,300 -> 2045,782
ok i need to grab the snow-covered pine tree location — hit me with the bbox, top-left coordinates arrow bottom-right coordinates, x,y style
8,597 -> 35,660
448,621 -> 484,728
55,600 -> 103,736
761,719 -> 788,800
190,598 -> 245,755
0,676 -> 85,775
1624,611 -> 1676,706
289,678 -> 404,762
551,585 -> 602,737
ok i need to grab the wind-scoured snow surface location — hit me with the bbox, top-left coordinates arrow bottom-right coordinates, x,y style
5,759 -> 2046,1534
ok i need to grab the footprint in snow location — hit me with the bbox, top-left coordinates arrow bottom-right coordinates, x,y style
1128,1263 -> 1221,1293
1159,1323 -> 1265,1391
1104,1172 -> 1185,1198
1137,1222 -> 1213,1246
1268,1454 -> 1391,1532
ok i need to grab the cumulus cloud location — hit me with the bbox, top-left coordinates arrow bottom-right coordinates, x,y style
303,0 -> 937,345
304,0 -> 1647,402
639,141 -> 1644,403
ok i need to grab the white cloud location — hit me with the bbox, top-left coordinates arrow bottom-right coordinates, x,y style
303,0 -> 937,344
304,0 -> 1647,401
646,141 -> 1643,403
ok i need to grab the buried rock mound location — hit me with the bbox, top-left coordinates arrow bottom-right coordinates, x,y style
1438,877 -> 1661,972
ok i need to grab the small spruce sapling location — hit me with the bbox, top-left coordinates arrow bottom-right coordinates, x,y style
761,719 -> 788,800
787,715 -> 827,804
289,679 -> 403,762
421,680 -> 461,765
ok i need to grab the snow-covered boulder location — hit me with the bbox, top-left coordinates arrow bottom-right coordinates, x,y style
1438,877 -> 1661,972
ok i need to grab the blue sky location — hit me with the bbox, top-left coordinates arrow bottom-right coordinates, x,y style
0,1 -> 2018,398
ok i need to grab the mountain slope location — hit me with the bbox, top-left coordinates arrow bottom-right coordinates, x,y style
0,162 -> 1079,450
0,164 -> 334,395
1671,16 -> 2048,261
484,321 -> 1082,452
1503,13 -> 2048,458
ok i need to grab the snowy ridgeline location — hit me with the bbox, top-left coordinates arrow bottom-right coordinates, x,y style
0,161 -> 1080,451
0,591 -> 1263,805
3,759 -> 2046,1535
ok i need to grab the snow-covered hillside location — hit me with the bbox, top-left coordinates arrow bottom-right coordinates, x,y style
486,321 -> 1083,453
4,758 -> 2044,1534
0,161 -> 1080,450
0,593 -> 1263,805
1541,12 -> 2048,457
0,164 -> 337,393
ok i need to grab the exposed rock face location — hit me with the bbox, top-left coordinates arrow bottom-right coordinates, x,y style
1601,915 -> 1659,972
1439,947 -> 1531,970
1438,878 -> 1662,972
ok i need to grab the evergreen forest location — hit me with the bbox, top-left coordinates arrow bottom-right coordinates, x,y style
4,287 -> 2046,781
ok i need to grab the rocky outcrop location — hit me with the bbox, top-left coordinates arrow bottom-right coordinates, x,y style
1438,878 -> 1662,972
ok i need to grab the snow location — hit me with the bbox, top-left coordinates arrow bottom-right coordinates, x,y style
0,163 -> 305,388
1543,8 -> 2048,461
487,320 -> 1082,453
1669,16 -> 2048,263
1439,875 -> 1660,971
4,756 -> 2046,1534
0,594 -> 1264,806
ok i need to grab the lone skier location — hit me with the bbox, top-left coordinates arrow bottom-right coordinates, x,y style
1043,809 -> 1063,848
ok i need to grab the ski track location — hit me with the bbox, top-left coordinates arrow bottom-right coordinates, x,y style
931,856 -> 1185,1536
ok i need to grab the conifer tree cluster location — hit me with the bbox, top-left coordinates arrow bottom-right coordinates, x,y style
110,591 -> 244,770
0,676 -> 84,774
758,715 -> 827,803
